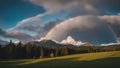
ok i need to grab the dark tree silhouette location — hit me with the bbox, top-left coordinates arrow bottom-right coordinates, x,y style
25,42 -> 32,58
0,40 -> 120,59
40,46 -> 44,59
61,46 -> 69,56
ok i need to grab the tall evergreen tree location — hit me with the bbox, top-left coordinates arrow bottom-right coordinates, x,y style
40,46 -> 44,59
25,42 -> 32,58
16,41 -> 23,58
0,45 -> 1,59
61,47 -> 69,56
55,48 -> 59,57
33,46 -> 40,58
6,40 -> 15,59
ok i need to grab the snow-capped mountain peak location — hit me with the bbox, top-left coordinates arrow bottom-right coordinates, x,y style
37,36 -> 85,46
61,36 -> 85,46
66,36 -> 75,42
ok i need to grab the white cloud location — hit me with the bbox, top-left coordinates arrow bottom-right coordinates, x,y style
8,13 -> 48,31
7,13 -> 50,39
101,43 -> 120,46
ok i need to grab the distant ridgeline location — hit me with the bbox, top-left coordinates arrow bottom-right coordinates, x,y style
0,40 -> 120,59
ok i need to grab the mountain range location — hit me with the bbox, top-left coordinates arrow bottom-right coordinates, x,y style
32,36 -> 93,47
1,36 -> 119,47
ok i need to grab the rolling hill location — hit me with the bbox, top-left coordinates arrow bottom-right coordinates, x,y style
0,51 -> 120,68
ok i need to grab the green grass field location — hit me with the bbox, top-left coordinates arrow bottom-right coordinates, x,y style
0,51 -> 120,68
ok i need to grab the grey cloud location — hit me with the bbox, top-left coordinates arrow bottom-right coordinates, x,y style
36,20 -> 62,38
29,0 -> 120,16
99,14 -> 120,38
16,23 -> 41,32
0,28 -> 5,35
0,28 -> 34,41
29,0 -> 102,15
97,0 -> 120,12
6,31 -> 34,41
42,19 -> 61,31
0,40 -> 8,45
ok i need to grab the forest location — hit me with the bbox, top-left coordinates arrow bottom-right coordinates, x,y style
0,40 -> 120,59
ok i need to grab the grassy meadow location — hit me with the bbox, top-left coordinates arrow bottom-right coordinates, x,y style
0,51 -> 120,68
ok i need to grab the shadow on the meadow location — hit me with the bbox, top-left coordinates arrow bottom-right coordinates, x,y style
0,57 -> 120,68
19,57 -> 120,68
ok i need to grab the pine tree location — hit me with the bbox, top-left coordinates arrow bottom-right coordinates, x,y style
6,40 -> 14,59
55,48 -> 59,57
61,47 -> 68,56
40,46 -> 44,59
16,41 -> 23,58
25,42 -> 32,58
33,46 -> 40,58
0,45 -> 1,59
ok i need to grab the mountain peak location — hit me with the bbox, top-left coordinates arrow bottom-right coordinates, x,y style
66,36 -> 75,42
61,36 -> 85,46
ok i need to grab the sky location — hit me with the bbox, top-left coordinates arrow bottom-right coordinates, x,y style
0,0 -> 120,44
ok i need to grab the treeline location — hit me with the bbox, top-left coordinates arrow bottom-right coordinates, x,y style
0,40 -> 120,59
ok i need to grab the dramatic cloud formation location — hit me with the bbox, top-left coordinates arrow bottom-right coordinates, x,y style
5,13 -> 120,44
2,0 -> 120,44
8,0 -> 102,34
6,0 -> 99,40
44,16 -> 117,44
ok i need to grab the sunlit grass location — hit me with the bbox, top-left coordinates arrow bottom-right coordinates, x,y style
16,51 -> 120,65
0,51 -> 120,68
